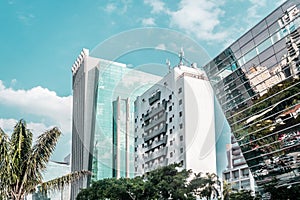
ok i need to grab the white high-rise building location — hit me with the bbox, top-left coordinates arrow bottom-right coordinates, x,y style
134,63 -> 217,176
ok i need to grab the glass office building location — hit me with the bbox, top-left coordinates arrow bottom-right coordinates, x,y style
71,49 -> 161,198
204,0 -> 300,190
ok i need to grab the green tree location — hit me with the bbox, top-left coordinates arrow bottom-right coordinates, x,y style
0,119 -> 90,200
222,181 -> 231,200
229,190 -> 254,200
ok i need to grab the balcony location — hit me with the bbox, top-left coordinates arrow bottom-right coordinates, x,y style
144,135 -> 168,153
144,105 -> 165,121
145,158 -> 168,172
144,113 -> 167,132
149,91 -> 161,105
144,124 -> 167,142
144,147 -> 168,163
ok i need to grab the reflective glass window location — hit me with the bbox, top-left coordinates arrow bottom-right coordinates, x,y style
281,1 -> 300,12
266,7 -> 283,26
257,38 -> 272,54
239,31 -> 253,48
268,21 -> 281,34
271,30 -> 283,44
273,37 -> 286,53
258,46 -> 275,63
231,42 -> 240,53
261,55 -> 277,69
252,20 -> 267,37
254,29 -> 269,45
275,48 -> 288,63
233,49 -> 242,59
241,40 -> 255,55
243,56 -> 260,72
244,48 -> 257,63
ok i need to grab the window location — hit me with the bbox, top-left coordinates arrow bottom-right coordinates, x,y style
179,99 -> 182,105
178,87 -> 182,94
169,118 -> 172,123
170,129 -> 173,134
180,148 -> 183,153
170,152 -> 173,158
170,140 -> 173,146
180,123 -> 183,129
180,135 -> 183,141
169,94 -> 172,100
142,164 -> 144,169
179,111 -> 182,117
169,106 -> 172,111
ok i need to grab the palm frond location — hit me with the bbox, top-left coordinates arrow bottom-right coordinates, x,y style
0,128 -> 11,197
40,170 -> 91,193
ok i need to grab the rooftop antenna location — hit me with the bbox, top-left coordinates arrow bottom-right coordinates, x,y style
178,47 -> 184,66
166,59 -> 171,72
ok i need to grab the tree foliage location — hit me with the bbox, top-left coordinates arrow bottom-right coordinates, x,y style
77,163 -> 220,200
0,119 -> 90,200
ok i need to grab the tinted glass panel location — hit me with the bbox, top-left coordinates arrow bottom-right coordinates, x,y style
257,38 -> 272,54
259,46 -> 275,63
268,21 -> 281,34
241,40 -> 255,55
252,20 -> 267,37
261,55 -> 277,69
243,56 -> 260,72
273,37 -> 286,53
239,31 -> 253,48
231,42 -> 240,53
266,7 -> 283,26
254,29 -> 269,45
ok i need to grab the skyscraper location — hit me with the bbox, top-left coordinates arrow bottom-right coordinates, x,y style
71,49 -> 161,199
204,0 -> 300,192
134,61 -> 217,176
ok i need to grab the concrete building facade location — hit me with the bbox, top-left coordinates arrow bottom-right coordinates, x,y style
134,63 -> 217,176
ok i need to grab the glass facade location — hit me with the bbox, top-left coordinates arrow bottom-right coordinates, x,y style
91,61 -> 160,180
204,0 -> 300,189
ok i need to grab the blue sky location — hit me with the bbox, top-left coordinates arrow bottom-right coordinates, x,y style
0,0 -> 286,161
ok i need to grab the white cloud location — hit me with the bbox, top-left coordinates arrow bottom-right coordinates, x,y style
103,0 -> 131,14
144,0 -> 165,13
0,118 -> 54,140
247,0 -> 267,21
104,3 -> 117,13
142,17 -> 156,26
0,81 -> 72,134
17,12 -> 35,26
168,0 -> 228,41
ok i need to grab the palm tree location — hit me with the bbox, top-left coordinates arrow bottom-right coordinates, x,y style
222,181 -> 232,200
200,173 -> 220,200
0,119 -> 90,200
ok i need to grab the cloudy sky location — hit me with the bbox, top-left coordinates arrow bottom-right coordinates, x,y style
0,0 -> 286,161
